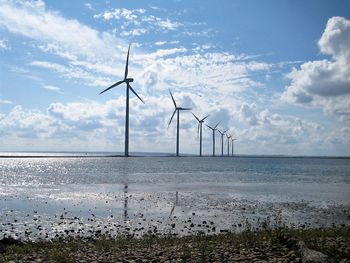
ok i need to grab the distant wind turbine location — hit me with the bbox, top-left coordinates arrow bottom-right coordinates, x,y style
218,129 -> 227,157
192,113 -> 209,157
231,138 -> 237,157
206,122 -> 220,157
226,133 -> 232,156
168,89 -> 192,157
99,44 -> 144,157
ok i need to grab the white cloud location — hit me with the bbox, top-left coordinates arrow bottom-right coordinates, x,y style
0,105 -> 56,139
120,28 -> 148,37
282,16 -> 350,123
232,104 -> 328,155
1,97 -> 343,156
135,51 -> 270,96
0,0 -> 125,63
0,0 -> 269,96
0,99 -> 13,104
31,60 -> 112,87
0,97 -> 193,152
93,8 -> 146,22
239,103 -> 259,126
0,38 -> 9,50
154,41 -> 166,46
156,18 -> 181,30
43,85 -> 63,94
84,3 -> 95,11
1,2 -> 348,155
94,8 -> 182,33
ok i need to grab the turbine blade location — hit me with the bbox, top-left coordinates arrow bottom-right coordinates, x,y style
124,43 -> 131,79
168,109 -> 177,127
192,113 -> 200,122
205,124 -> 213,130
99,80 -> 125,95
181,108 -> 192,111
214,122 -> 220,129
197,123 -> 200,135
201,115 -> 209,121
128,84 -> 145,104
169,89 -> 177,108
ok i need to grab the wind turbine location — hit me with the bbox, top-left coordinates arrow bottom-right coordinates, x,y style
99,44 -> 144,157
231,138 -> 237,157
218,129 -> 227,157
206,122 -> 220,157
226,133 -> 232,156
192,113 -> 209,157
168,89 -> 192,157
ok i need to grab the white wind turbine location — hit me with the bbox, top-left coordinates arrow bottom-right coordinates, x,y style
99,44 -> 144,157
192,113 -> 209,157
218,129 -> 228,157
168,89 -> 192,157
206,122 -> 220,157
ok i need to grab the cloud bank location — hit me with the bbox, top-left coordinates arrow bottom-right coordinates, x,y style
282,17 -> 350,123
0,1 -> 348,155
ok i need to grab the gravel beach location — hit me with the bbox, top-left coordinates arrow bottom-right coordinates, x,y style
1,226 -> 349,262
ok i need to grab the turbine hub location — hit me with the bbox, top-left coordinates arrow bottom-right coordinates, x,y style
126,78 -> 134,83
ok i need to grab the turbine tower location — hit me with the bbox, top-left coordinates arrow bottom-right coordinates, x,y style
218,129 -> 227,157
231,138 -> 237,157
226,133 -> 232,156
168,89 -> 192,157
192,113 -> 209,157
206,122 -> 220,157
99,44 -> 144,157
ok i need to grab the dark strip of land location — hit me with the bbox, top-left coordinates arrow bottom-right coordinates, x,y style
1,155 -> 349,159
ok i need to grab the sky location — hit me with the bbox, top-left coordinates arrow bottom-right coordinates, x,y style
0,0 -> 350,156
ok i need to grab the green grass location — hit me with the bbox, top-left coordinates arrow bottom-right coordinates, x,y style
1,226 -> 349,262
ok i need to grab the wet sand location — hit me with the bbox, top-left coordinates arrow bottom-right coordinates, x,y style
1,188 -> 349,242
1,156 -> 349,243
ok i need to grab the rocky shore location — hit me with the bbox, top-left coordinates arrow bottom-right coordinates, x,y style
1,226 -> 349,262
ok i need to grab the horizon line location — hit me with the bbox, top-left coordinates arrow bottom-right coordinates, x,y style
0,151 -> 349,159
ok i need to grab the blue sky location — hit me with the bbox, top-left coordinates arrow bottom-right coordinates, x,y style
0,0 -> 349,156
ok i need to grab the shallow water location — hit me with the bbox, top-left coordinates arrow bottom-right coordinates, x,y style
0,156 -> 349,240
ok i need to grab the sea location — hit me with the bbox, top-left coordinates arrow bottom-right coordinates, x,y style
0,152 -> 349,241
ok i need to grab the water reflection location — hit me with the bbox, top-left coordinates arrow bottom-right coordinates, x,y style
123,184 -> 128,222
120,158 -> 131,224
169,191 -> 178,217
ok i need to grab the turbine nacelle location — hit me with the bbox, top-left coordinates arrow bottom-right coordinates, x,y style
98,44 -> 144,156
168,89 -> 192,127
99,44 -> 144,104
206,122 -> 220,131
168,89 -> 192,157
192,113 -> 209,123
218,129 -> 227,136
179,107 -> 191,111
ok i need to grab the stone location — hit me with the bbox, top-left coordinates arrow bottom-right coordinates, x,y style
297,241 -> 329,263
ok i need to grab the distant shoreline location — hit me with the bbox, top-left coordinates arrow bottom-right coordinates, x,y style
0,154 -> 349,159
